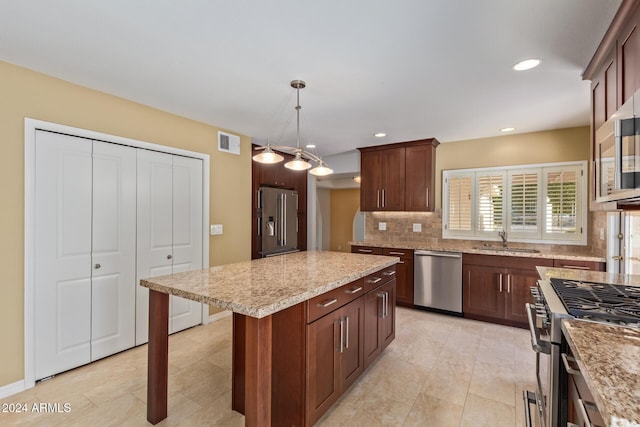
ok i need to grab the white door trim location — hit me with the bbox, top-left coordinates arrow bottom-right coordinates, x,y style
24,118 -> 210,390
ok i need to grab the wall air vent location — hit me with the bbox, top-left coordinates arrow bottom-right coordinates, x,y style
218,131 -> 240,155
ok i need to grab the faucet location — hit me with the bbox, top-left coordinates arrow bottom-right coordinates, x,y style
498,230 -> 507,248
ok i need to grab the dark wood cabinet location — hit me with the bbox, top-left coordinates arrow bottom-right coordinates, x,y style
463,254 -> 553,328
251,145 -> 307,259
352,245 -> 414,307
233,266 -> 395,426
363,278 -> 396,369
358,139 -> 438,212
382,248 -> 414,307
359,148 -> 405,211
306,297 -> 364,426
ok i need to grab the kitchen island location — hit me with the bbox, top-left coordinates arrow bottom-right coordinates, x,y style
140,250 -> 398,426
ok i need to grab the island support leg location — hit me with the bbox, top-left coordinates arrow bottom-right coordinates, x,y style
147,290 -> 169,425
244,315 -> 273,427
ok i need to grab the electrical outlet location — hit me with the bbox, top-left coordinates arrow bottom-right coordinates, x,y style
210,224 -> 223,235
599,228 -> 605,240
413,223 -> 422,232
378,222 -> 387,231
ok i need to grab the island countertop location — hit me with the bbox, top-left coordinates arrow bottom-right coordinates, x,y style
140,250 -> 399,318
561,319 -> 640,427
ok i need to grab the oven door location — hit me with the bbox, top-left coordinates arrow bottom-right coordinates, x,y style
523,303 -> 551,427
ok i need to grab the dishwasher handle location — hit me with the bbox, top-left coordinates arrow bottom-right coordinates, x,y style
414,250 -> 462,259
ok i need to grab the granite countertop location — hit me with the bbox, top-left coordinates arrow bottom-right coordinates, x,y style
537,267 -> 640,286
561,319 -> 640,427
140,250 -> 398,319
350,240 -> 605,263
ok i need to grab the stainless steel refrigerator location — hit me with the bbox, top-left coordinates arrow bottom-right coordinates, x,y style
258,186 -> 299,257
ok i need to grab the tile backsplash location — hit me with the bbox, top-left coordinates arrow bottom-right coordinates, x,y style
364,210 -> 607,257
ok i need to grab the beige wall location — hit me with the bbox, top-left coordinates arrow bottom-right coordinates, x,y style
330,189 -> 360,252
435,127 -> 590,208
0,61 -> 251,387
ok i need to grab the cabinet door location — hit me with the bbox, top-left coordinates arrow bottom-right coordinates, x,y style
405,144 -> 434,211
306,311 -> 341,426
618,20 -> 640,107
379,279 -> 396,350
35,131 -> 93,379
462,264 -> 504,319
90,141 -> 137,361
504,268 -> 537,325
363,289 -> 383,369
380,147 -> 406,210
393,257 -> 413,306
339,298 -> 364,392
360,150 -> 382,211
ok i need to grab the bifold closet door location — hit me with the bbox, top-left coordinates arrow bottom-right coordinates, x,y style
136,150 -> 203,345
34,132 -> 137,380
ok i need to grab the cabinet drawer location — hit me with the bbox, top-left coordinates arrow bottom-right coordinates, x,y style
306,278 -> 365,323
382,248 -> 413,260
553,259 -> 606,271
364,265 -> 396,293
351,245 -> 383,255
463,253 -> 553,270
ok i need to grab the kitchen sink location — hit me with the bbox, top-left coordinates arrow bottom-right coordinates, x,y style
473,247 -> 540,254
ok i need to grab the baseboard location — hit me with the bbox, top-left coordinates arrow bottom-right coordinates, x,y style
209,310 -> 232,323
0,380 -> 27,399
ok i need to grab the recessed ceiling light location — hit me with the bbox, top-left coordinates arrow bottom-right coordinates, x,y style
500,127 -> 516,132
513,59 -> 541,71
306,144 -> 316,148
374,132 -> 387,138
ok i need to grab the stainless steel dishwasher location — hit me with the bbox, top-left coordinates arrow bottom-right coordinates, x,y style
414,250 -> 462,314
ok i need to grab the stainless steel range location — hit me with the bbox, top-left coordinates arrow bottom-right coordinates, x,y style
523,276 -> 640,427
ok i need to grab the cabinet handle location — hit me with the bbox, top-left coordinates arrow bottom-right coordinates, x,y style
344,286 -> 363,294
398,260 -> 405,264
317,298 -> 338,308
367,277 -> 382,284
561,265 -> 590,270
499,274 -> 503,292
377,292 -> 385,318
344,316 -> 349,349
385,291 -> 389,318
507,274 -> 511,293
382,270 -> 396,276
338,318 -> 345,353
576,399 -> 602,427
426,187 -> 429,208
358,248 -> 373,253
561,353 -> 581,376
94,263 -> 101,269
388,251 -> 405,256
382,189 -> 385,207
377,190 -> 380,208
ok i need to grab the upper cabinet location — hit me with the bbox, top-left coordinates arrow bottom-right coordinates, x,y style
585,1 -> 640,209
358,138 -> 439,212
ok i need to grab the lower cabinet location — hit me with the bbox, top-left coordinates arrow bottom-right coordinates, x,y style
232,266 -> 396,426
306,297 -> 364,425
463,254 -> 553,327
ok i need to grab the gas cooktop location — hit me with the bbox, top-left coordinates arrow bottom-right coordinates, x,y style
549,278 -> 640,325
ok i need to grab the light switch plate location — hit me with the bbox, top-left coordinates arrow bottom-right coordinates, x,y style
413,223 -> 422,232
378,222 -> 387,231
210,224 -> 223,235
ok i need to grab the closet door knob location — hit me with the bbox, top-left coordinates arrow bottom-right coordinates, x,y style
167,255 -> 172,260
94,264 -> 101,269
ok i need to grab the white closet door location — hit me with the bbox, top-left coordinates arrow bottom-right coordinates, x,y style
91,141 -> 137,360
136,150 -> 174,345
170,156 -> 203,333
35,131 -> 92,379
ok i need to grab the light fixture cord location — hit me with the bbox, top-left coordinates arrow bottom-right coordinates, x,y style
295,85 -> 301,149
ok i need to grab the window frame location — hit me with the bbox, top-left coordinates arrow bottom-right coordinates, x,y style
442,161 -> 587,245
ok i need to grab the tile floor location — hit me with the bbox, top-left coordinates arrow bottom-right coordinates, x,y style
0,307 -> 537,426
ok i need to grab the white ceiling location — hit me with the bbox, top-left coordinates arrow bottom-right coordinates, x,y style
0,1 -> 622,158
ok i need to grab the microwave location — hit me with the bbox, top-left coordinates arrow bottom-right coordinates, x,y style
594,91 -> 640,203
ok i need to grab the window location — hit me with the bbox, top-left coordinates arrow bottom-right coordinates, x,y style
442,161 -> 586,244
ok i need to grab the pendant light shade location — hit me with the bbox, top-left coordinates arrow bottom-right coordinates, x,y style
309,160 -> 333,176
253,145 -> 284,164
285,151 -> 312,171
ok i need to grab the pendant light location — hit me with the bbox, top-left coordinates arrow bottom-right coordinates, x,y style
252,80 -> 332,176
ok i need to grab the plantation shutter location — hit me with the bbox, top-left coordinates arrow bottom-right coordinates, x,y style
508,170 -> 540,238
446,174 -> 473,234
544,166 -> 581,240
476,172 -> 505,236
